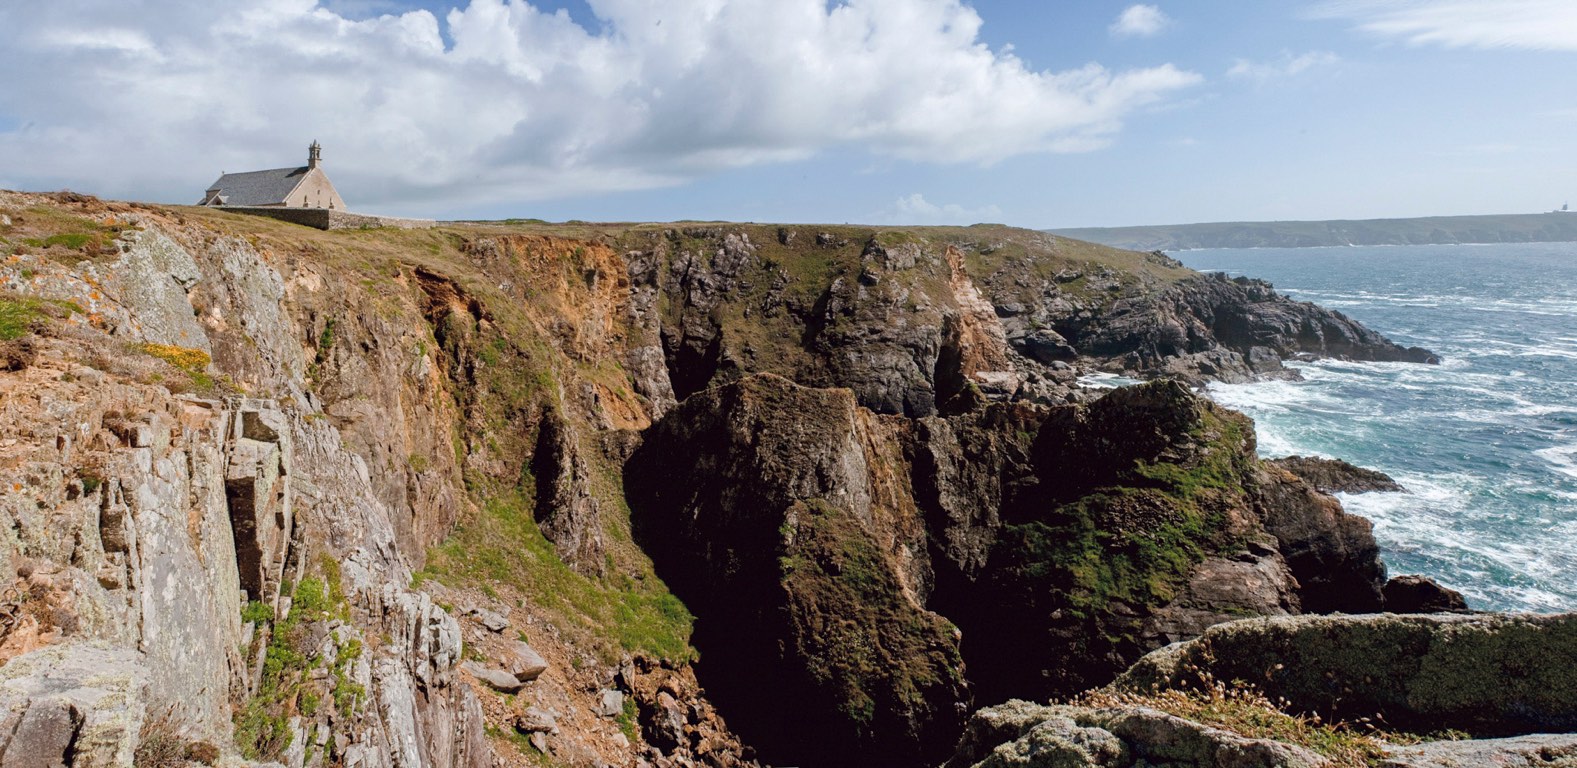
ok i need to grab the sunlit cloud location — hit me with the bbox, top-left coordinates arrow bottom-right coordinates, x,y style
1110,4 -> 1171,39
0,0 -> 1201,214
1227,50 -> 1341,82
1314,0 -> 1577,50
878,193 -> 1002,224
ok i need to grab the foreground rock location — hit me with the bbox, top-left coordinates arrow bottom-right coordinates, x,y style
953,613 -> 1577,768
1381,734 -> 1577,767
944,700 -> 1327,768
1118,613 -> 1577,736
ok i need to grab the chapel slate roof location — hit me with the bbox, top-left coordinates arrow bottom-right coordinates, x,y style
201,166 -> 309,206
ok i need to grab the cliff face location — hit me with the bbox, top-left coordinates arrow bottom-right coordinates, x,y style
0,191 -> 1458,768
626,375 -> 967,766
0,195 -> 487,767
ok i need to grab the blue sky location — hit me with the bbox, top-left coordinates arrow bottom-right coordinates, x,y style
1,1 -> 1574,227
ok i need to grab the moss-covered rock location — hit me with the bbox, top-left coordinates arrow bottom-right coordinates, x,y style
626,373 -> 968,766
1117,613 -> 1577,736
957,380 -> 1272,701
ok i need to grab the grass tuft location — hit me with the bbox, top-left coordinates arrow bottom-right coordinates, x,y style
1071,678 -> 1393,767
418,490 -> 695,663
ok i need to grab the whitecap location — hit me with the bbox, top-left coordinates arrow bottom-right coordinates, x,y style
1535,444 -> 1577,481
1077,372 -> 1142,390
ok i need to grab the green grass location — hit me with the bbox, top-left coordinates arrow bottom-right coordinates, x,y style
137,343 -> 221,393
240,601 -> 274,624
34,233 -> 95,250
616,696 -> 640,742
0,297 -> 45,340
0,295 -> 83,341
235,557 -> 357,761
417,490 -> 695,663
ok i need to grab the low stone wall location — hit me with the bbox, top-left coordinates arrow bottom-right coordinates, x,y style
212,206 -> 435,231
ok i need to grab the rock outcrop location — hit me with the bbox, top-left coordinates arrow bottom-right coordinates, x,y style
1119,613 -> 1577,736
956,380 -> 1320,703
1038,272 -> 1439,383
1382,575 -> 1469,613
625,226 -> 1436,419
1382,734 -> 1577,767
957,612 -> 1577,768
1268,455 -> 1405,494
943,700 -> 1327,768
1251,463 -> 1388,613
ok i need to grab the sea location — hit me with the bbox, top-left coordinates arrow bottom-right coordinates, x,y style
1171,243 -> 1577,613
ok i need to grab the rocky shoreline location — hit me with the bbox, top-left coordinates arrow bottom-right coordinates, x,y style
0,190 -> 1564,768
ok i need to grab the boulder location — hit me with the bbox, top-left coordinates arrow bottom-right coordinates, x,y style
514,707 -> 557,734
0,644 -> 146,768
647,691 -> 689,751
472,608 -> 510,633
1383,575 -> 1468,613
943,700 -> 1327,768
1118,613 -> 1577,736
462,662 -> 525,694
1014,328 -> 1078,364
505,641 -> 548,682
597,689 -> 625,718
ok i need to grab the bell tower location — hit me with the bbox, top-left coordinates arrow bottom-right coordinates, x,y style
308,140 -> 322,170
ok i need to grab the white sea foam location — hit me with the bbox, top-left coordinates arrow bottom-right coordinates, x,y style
1340,473 -> 1577,611
1536,443 -> 1577,481
1077,372 -> 1142,390
1179,243 -> 1577,612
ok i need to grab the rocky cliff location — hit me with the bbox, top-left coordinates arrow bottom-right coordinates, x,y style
0,191 -> 1505,768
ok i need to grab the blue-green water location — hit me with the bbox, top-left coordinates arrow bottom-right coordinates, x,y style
1174,243 -> 1577,612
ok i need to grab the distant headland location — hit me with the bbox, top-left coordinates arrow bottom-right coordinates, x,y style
1051,210 -> 1577,250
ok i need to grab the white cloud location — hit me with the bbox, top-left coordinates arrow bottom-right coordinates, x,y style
1314,0 -> 1577,50
1110,5 -> 1170,39
1227,51 -> 1340,82
879,193 -> 1002,225
0,1 -> 1201,215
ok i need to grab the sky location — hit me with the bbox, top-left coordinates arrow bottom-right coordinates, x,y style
1,1 -> 1575,227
